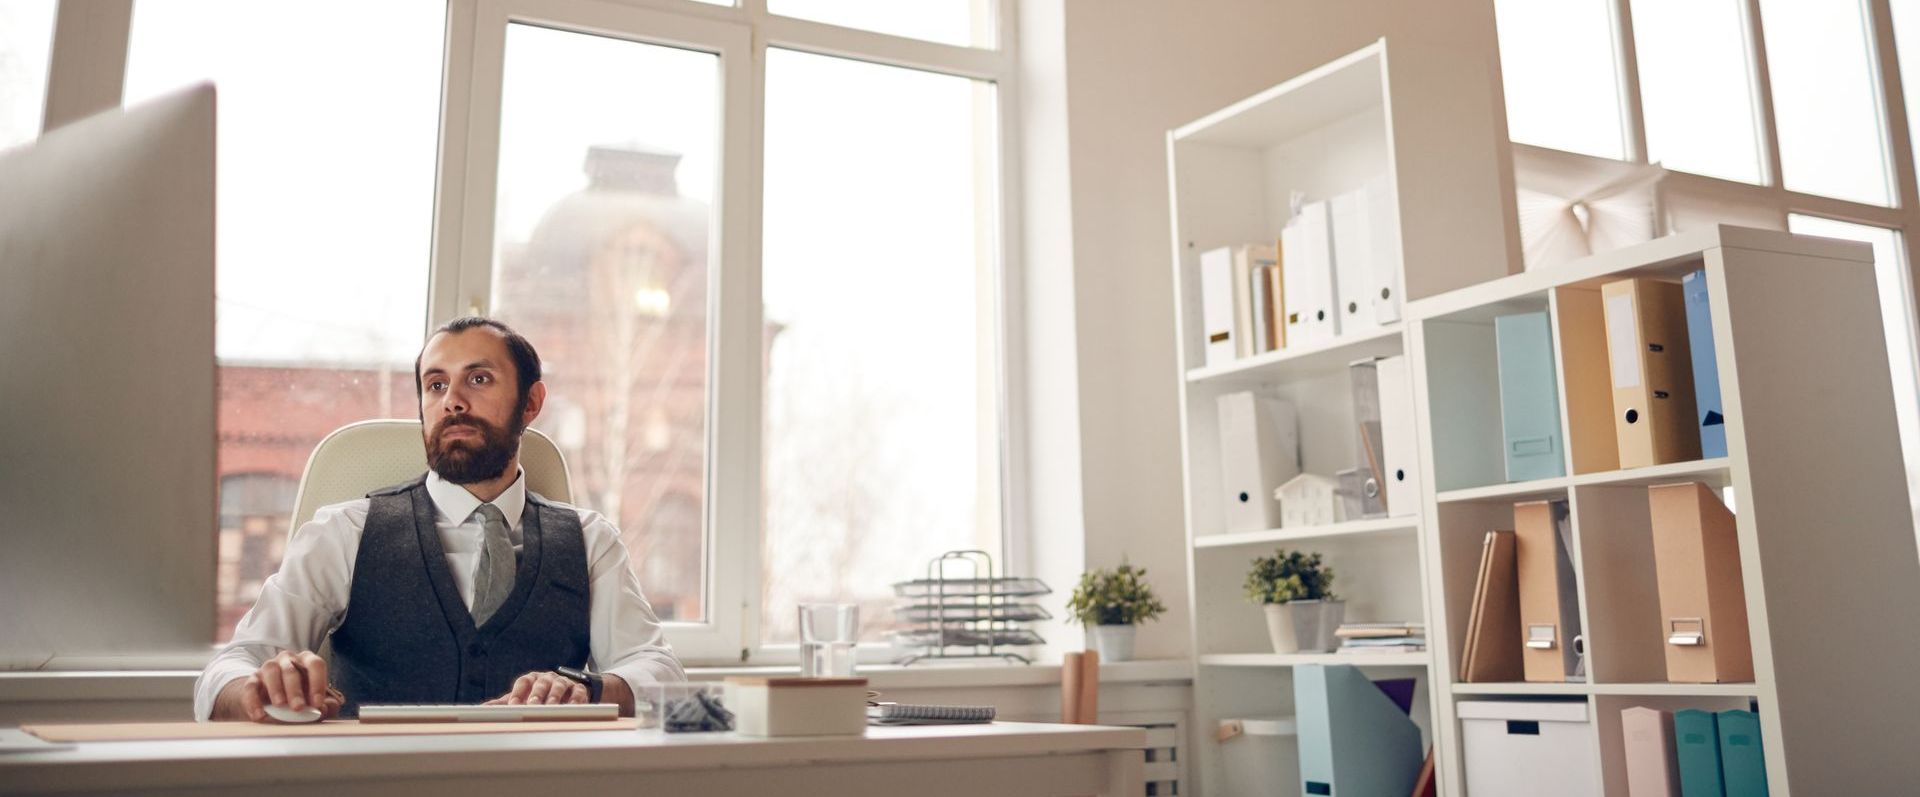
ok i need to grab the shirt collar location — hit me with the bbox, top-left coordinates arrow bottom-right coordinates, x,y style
424,468 -> 527,530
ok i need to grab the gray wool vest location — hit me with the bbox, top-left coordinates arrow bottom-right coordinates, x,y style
328,476 -> 591,716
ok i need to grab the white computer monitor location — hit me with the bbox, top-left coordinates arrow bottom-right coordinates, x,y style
0,84 -> 217,666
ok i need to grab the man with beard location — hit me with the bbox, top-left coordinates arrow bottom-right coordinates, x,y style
195,317 -> 684,722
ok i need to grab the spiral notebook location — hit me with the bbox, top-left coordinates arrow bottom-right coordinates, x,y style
866,702 -> 995,725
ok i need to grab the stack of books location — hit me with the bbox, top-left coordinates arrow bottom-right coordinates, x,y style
1335,622 -> 1426,654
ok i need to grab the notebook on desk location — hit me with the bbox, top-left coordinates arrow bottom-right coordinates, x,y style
866,703 -> 994,726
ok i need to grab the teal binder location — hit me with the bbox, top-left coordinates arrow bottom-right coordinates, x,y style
1294,664 -> 1423,796
1674,709 -> 1725,797
1683,270 -> 1728,458
1495,311 -> 1566,482
1716,709 -> 1768,796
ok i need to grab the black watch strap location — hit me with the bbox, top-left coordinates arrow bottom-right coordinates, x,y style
557,666 -> 604,703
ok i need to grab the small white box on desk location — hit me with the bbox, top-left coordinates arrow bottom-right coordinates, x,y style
725,677 -> 869,737
1458,700 -> 1600,797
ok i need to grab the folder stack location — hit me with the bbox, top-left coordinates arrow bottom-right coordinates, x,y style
1621,707 -> 1680,797
1602,278 -> 1701,469
1282,201 -> 1339,348
1329,177 -> 1402,333
1554,286 -> 1621,474
1649,482 -> 1753,684
1349,358 -> 1388,518
1515,500 -> 1582,682
1215,391 -> 1302,534
1294,665 -> 1423,797
1650,707 -> 1769,796
1459,529 -> 1522,682
1496,311 -> 1567,482
1682,269 -> 1728,459
1374,355 -> 1422,517
1200,244 -> 1284,365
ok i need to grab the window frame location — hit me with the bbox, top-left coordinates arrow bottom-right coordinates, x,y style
433,0 -> 1027,665
1498,0 -> 1920,520
34,0 -> 1022,668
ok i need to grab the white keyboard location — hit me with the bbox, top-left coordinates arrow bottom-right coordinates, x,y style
357,703 -> 619,723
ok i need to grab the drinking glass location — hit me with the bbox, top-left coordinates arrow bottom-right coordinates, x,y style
798,603 -> 859,677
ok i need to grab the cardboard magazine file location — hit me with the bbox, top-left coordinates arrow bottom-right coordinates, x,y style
1460,530 -> 1523,682
1649,482 -> 1753,683
1552,286 -> 1622,474
1516,500 -> 1581,682
1602,278 -> 1702,469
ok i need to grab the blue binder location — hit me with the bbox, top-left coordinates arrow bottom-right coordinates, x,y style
1683,270 -> 1727,458
1294,664 -> 1423,796
1716,709 -> 1769,796
1674,709 -> 1725,797
1496,311 -> 1566,482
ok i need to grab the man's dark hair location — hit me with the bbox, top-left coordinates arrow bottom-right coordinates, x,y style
413,316 -> 543,408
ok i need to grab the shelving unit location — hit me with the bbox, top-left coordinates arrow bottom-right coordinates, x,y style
1411,227 -> 1913,797
1167,39 -> 1515,797
1170,40 -> 1918,797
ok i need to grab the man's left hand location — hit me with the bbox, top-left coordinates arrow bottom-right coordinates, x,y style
485,671 -> 588,705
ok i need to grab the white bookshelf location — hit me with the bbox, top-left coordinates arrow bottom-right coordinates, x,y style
1410,226 -> 1915,797
1170,41 -> 1919,797
1167,39 -> 1514,797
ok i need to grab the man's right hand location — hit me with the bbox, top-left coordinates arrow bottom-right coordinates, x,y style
211,650 -> 342,722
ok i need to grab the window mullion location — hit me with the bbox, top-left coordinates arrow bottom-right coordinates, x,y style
1741,0 -> 1789,189
1610,0 -> 1651,163
1869,0 -> 1919,211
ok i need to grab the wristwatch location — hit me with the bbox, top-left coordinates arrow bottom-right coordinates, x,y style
557,666 -> 603,703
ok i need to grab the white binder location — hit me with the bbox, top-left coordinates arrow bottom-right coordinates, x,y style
1375,355 -> 1421,517
1199,247 -> 1236,366
1281,201 -> 1339,347
1330,178 -> 1403,333
1216,391 -> 1302,533
1366,176 -> 1403,324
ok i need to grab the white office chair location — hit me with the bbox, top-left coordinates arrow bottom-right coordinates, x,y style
289,419 -> 573,533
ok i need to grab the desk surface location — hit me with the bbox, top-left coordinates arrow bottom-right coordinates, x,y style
1,721 -> 1147,795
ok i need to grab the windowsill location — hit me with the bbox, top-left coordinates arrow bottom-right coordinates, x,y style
0,659 -> 1194,703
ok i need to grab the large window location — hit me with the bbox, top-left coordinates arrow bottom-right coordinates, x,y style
488,22 -> 720,623
34,0 -> 1016,662
125,0 -> 445,642
0,0 -> 56,150
1494,0 -> 1920,524
760,49 -> 1003,643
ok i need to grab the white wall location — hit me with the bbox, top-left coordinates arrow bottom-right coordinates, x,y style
1019,0 -> 1507,661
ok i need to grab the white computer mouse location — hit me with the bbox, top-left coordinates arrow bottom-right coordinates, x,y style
264,704 -> 324,724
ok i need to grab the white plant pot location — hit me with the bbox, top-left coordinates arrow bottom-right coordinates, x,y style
1263,604 -> 1300,654
1089,624 -> 1137,663
1264,600 -> 1346,654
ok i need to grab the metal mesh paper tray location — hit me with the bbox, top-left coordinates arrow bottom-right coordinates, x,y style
893,603 -> 1053,623
890,576 -> 1051,598
891,628 -> 1047,647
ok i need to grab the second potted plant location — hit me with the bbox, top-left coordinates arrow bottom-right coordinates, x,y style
1244,549 -> 1341,654
1066,562 -> 1168,662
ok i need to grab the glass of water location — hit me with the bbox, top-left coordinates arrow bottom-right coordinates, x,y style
798,603 -> 859,677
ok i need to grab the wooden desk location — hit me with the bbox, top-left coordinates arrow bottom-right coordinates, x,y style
0,721 -> 1146,796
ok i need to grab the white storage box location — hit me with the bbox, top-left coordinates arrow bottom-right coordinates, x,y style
1218,716 -> 1301,797
725,677 -> 868,737
1458,700 -> 1600,797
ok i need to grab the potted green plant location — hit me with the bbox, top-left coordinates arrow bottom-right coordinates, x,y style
1244,549 -> 1342,653
1066,563 -> 1168,662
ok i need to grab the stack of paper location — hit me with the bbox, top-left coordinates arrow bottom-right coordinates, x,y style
1335,622 -> 1426,654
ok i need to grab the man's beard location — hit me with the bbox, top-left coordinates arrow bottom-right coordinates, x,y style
425,405 -> 524,485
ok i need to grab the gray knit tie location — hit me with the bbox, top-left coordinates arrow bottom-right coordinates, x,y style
471,504 -> 516,626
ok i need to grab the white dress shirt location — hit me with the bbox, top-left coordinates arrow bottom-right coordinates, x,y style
194,469 -> 685,720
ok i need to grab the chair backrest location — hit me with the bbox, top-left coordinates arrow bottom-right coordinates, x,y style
288,419 -> 573,534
